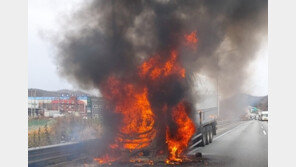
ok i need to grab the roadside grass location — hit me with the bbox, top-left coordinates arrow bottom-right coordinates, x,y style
28,116 -> 102,148
28,118 -> 55,131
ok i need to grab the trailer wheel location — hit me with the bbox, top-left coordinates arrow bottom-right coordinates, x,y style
209,127 -> 213,143
206,127 -> 210,145
213,123 -> 217,135
202,130 -> 207,146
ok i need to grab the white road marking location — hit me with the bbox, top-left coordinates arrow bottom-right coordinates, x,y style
260,122 -> 268,133
188,121 -> 252,155
263,130 -> 267,135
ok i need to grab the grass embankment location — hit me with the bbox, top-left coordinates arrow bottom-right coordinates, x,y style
28,116 -> 102,148
28,119 -> 55,131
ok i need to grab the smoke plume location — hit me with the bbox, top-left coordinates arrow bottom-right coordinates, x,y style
53,0 -> 268,159
55,0 -> 267,98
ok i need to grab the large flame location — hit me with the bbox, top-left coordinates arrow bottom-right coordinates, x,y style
96,31 -> 197,164
101,76 -> 156,150
139,50 -> 185,80
165,101 -> 196,164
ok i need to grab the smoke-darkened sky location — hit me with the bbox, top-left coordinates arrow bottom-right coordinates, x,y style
28,0 -> 268,96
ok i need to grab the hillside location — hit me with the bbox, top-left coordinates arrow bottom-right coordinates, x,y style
28,88 -> 91,97
219,93 -> 268,120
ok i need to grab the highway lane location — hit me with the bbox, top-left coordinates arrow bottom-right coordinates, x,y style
192,120 -> 268,167
260,121 -> 268,133
30,120 -> 268,167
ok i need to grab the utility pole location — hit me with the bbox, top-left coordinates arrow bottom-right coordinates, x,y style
215,49 -> 237,119
32,90 -> 34,117
58,96 -> 60,114
34,89 -> 37,117
217,53 -> 220,118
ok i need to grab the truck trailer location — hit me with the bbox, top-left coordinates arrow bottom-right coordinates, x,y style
187,80 -> 219,153
188,107 -> 218,151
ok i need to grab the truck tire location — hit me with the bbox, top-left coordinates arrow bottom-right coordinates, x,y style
213,123 -> 217,135
209,126 -> 213,143
206,127 -> 210,145
201,129 -> 207,146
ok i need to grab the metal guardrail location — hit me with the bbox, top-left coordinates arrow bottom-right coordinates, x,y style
28,139 -> 102,167
29,141 -> 78,151
28,120 -> 242,166
29,142 -> 83,167
216,119 -> 241,126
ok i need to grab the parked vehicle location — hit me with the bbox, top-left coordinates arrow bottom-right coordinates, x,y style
249,113 -> 257,120
255,114 -> 260,120
259,111 -> 268,121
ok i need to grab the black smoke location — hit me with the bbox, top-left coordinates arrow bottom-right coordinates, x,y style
55,0 -> 267,98
54,0 -> 267,154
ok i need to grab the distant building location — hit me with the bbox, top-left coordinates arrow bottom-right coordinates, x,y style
28,97 -> 55,117
28,108 -> 43,118
28,96 -> 89,118
28,95 -> 109,118
51,97 -> 86,114
90,97 -> 106,119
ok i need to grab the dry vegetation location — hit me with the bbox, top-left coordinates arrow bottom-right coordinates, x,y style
28,116 -> 102,148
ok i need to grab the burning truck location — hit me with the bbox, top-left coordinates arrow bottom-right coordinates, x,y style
86,32 -> 218,165
53,0 -> 267,165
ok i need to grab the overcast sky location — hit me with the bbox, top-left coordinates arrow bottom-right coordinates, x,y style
28,0 -> 268,96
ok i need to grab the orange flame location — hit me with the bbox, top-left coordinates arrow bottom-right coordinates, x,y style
95,31 -> 198,164
101,76 -> 156,151
184,31 -> 198,44
139,50 -> 185,80
184,31 -> 198,51
94,154 -> 118,165
165,101 -> 195,164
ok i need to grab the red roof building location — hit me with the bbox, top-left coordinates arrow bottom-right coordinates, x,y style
50,97 -> 86,114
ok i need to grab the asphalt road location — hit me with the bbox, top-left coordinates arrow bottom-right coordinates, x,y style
31,120 -> 268,167
190,120 -> 268,167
